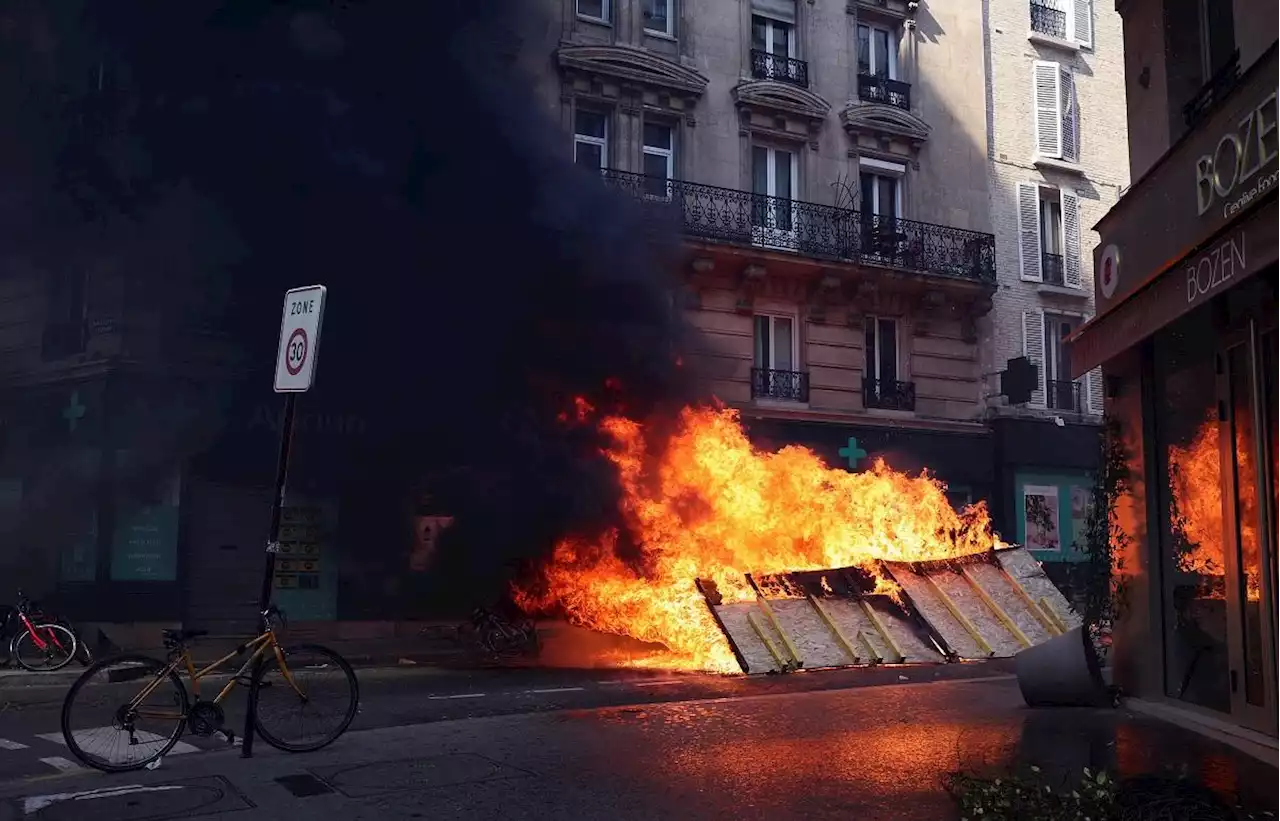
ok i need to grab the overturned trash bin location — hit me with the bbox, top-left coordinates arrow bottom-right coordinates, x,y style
1015,624 -> 1109,707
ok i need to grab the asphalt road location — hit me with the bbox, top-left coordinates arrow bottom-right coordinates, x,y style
0,660 -> 1014,787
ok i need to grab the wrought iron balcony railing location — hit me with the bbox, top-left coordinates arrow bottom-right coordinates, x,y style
752,367 -> 810,402
856,73 -> 911,111
1029,2 -> 1068,39
1046,379 -> 1081,412
750,49 -> 809,88
1041,252 -> 1065,286
1183,50 -> 1241,129
602,170 -> 997,284
863,377 -> 916,411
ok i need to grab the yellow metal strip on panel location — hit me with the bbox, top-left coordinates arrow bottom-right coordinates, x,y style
805,595 -> 860,664
961,567 -> 1033,649
855,629 -> 882,664
924,574 -> 994,657
756,596 -> 804,669
747,611 -> 788,673
858,600 -> 905,663
997,565 -> 1061,636
1038,597 -> 1069,634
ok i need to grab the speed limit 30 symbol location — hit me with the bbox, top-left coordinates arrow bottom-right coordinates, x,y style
285,328 -> 308,376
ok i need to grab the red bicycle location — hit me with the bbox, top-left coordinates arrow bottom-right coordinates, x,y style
0,591 -> 81,672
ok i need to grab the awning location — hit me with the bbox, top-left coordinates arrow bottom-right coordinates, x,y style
1070,196 -> 1278,378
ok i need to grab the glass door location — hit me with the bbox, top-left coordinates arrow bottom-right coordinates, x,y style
1220,320 -> 1278,733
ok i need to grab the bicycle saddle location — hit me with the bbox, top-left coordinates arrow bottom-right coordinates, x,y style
161,628 -> 208,643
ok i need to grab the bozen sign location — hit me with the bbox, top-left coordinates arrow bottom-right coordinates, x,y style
1194,91 -> 1278,219
1091,48 -> 1278,316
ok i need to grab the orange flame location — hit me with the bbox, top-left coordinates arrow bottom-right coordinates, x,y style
1168,415 -> 1264,600
515,406 -> 1005,671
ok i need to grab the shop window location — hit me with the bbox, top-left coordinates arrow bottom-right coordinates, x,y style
110,454 -> 180,582
1154,314 -> 1230,713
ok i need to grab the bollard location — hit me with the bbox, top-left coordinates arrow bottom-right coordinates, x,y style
1014,624 -> 1110,708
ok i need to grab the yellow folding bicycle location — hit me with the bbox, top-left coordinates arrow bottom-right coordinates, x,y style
60,605 -> 359,772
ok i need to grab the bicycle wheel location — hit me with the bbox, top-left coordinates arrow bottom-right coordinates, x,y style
252,644 -> 359,753
13,623 -> 76,672
61,654 -> 190,772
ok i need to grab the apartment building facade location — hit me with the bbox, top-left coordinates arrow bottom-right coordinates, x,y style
980,0 -> 1128,576
1071,0 -> 1277,738
536,0 -> 1003,506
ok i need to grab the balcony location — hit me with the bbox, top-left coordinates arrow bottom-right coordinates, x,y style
1041,252 -> 1065,286
856,74 -> 911,111
602,171 -> 997,284
863,377 -> 916,411
750,49 -> 809,89
1183,50 -> 1241,129
752,367 -> 809,402
1045,379 -> 1081,412
1029,1 -> 1067,40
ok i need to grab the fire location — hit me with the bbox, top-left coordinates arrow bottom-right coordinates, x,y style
1168,414 -> 1264,600
515,404 -> 1004,671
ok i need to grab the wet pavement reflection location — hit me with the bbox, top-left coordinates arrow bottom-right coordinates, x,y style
571,678 -> 1276,819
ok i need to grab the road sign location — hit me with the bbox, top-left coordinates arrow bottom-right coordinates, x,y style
273,285 -> 327,393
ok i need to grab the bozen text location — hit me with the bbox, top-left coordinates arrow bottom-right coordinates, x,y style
1186,232 -> 1245,304
1194,91 -> 1278,217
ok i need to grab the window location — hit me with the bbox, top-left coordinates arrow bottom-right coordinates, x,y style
1029,0 -> 1092,47
751,10 -> 795,59
859,170 -> 901,219
42,269 -> 89,359
643,0 -> 673,35
754,315 -> 796,372
857,24 -> 898,79
1032,61 -> 1078,162
751,145 -> 797,235
1198,0 -> 1235,79
1043,312 -> 1079,411
864,317 -> 898,384
642,123 -> 674,199
1015,182 -> 1081,288
577,0 -> 609,21
573,109 -> 607,171
752,314 -> 807,401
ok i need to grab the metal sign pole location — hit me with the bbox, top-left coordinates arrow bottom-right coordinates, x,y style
242,391 -> 298,758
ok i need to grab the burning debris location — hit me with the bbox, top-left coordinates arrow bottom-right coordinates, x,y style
512,403 -> 1082,673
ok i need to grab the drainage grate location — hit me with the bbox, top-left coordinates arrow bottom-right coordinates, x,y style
274,774 -> 335,798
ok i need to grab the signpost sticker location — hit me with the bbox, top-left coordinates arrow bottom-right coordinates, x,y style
274,285 -> 327,393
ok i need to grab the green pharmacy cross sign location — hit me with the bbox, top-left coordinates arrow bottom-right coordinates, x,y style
838,437 -> 868,471
63,391 -> 87,433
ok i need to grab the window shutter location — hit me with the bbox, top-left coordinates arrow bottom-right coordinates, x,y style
1086,367 -> 1105,414
1061,189 -> 1082,289
1033,62 -> 1062,158
752,0 -> 796,23
1071,0 -> 1093,48
1017,182 -> 1043,282
1059,67 -> 1078,162
1022,310 -> 1046,408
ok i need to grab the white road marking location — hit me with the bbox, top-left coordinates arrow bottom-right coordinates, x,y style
37,757 -> 87,774
427,693 -> 486,700
0,738 -> 29,750
38,730 -> 200,755
22,785 -> 186,814
525,687 -> 584,695
629,680 -> 687,688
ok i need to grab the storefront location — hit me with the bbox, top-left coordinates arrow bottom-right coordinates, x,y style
1070,48 -> 1277,735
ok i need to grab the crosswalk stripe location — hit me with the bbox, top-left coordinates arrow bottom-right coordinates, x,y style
0,738 -> 29,750
38,730 -> 200,756
38,757 -> 87,774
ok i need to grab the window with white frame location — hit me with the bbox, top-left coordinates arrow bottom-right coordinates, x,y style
1029,0 -> 1092,48
857,24 -> 898,79
643,0 -> 673,35
754,314 -> 796,373
642,123 -> 674,199
859,168 -> 901,219
751,4 -> 795,59
573,109 -> 608,171
751,145 -> 797,233
1032,61 -> 1079,162
577,0 -> 609,22
1015,182 -> 1081,288
864,316 -> 899,385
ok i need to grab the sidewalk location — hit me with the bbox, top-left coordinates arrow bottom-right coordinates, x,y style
0,677 -> 1273,820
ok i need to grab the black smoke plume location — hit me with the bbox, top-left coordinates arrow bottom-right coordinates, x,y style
0,1 -> 705,606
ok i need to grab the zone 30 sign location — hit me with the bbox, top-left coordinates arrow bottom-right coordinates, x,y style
274,285 -> 327,393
